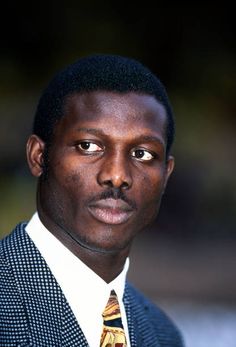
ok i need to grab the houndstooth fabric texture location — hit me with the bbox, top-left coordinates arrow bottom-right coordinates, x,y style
0,223 -> 184,347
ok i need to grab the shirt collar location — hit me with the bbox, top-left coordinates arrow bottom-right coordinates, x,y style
25,212 -> 129,313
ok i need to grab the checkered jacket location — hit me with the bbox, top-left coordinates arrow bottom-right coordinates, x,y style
0,223 -> 184,347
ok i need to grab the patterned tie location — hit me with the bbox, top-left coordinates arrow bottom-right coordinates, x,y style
100,290 -> 127,347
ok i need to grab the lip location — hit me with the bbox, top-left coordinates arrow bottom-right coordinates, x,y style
88,198 -> 134,225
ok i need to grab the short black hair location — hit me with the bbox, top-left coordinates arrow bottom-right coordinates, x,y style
33,54 -> 175,154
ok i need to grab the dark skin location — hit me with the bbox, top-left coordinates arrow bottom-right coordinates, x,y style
27,91 -> 174,283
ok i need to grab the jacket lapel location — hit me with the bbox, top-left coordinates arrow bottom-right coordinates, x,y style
2,223 -> 89,346
124,283 -> 161,347
61,295 -> 89,347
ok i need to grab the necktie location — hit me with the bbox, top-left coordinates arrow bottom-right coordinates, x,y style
100,290 -> 127,347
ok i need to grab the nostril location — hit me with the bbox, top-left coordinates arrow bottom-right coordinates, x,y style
102,179 -> 113,188
121,181 -> 129,190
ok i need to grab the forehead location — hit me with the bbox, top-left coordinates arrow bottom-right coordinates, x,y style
56,91 -> 167,142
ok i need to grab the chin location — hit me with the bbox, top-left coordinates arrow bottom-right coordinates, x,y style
75,231 -> 132,254
68,218 -> 135,253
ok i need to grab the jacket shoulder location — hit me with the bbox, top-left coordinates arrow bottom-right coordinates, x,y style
0,223 -> 30,345
0,222 -> 28,276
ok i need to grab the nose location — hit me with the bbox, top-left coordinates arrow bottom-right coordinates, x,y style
97,152 -> 132,190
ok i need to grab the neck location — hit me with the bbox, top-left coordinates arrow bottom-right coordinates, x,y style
71,245 -> 129,283
53,228 -> 130,283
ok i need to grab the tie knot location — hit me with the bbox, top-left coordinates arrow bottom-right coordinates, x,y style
103,290 -> 120,321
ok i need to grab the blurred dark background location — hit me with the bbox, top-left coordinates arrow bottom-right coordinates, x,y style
0,2 -> 235,345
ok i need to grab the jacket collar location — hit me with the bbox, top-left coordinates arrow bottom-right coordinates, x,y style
2,223 -> 89,346
3,223 -> 161,347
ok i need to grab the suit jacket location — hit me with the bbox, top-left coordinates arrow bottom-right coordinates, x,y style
0,222 -> 184,347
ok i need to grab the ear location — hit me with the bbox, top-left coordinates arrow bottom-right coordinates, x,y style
26,135 -> 46,177
163,155 -> 175,190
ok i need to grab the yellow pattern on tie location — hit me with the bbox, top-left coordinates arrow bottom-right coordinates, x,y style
100,290 -> 127,347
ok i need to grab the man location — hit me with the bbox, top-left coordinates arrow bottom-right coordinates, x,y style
0,54 -> 184,346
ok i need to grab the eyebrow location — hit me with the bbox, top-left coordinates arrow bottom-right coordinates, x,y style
76,127 -> 105,136
76,127 -> 165,147
136,135 -> 165,147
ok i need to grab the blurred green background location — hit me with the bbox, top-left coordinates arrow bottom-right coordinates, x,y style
0,3 -> 236,341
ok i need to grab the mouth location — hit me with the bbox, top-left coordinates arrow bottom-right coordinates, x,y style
88,198 -> 134,225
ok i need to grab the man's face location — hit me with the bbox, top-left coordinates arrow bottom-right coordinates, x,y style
29,91 -> 174,254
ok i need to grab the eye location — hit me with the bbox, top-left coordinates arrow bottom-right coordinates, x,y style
131,148 -> 155,161
77,141 -> 103,153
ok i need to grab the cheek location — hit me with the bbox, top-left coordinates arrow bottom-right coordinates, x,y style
64,171 -> 81,186
60,166 -> 98,212
61,170 -> 86,205
139,171 -> 165,200
53,156 -> 84,190
46,164 -> 83,209
136,171 -> 165,219
44,170 -> 84,227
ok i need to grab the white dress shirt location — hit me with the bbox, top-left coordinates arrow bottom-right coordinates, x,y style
25,212 -> 130,347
